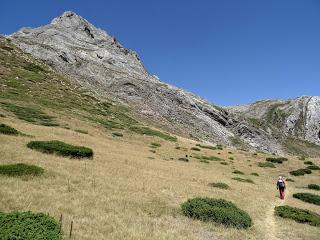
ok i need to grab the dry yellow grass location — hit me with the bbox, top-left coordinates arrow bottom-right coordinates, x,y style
0,114 -> 319,240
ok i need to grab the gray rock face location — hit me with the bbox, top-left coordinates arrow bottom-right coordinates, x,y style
8,11 -> 320,153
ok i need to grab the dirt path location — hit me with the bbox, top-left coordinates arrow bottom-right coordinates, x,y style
263,189 -> 289,240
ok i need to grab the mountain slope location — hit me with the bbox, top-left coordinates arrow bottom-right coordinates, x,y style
7,11 -> 320,155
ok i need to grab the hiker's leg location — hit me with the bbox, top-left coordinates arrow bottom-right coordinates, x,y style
279,189 -> 282,199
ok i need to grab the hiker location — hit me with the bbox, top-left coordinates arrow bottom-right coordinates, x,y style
276,176 -> 286,200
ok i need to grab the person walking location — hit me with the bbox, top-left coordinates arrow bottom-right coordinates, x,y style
276,176 -> 286,200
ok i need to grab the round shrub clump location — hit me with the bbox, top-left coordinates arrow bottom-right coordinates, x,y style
0,163 -> 44,176
275,205 -> 320,227
27,140 -> 93,158
293,193 -> 320,206
0,211 -> 60,240
290,168 -> 312,176
181,197 -> 252,229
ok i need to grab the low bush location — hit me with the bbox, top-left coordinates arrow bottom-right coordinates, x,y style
293,193 -> 320,205
178,157 -> 189,162
195,144 -> 217,150
290,168 -> 312,176
27,140 -> 93,158
0,163 -> 44,176
75,129 -> 88,134
266,157 -> 288,164
229,157 -> 234,160
232,170 -> 244,175
0,123 -> 19,135
307,165 -> 320,170
220,162 -> 228,165
112,132 -> 123,137
275,205 -> 320,226
251,172 -> 259,176
0,211 -> 60,239
308,184 -> 320,191
181,197 -> 252,228
304,161 -> 314,165
208,182 -> 229,189
129,126 -> 177,141
258,162 -> 276,168
190,147 -> 201,151
232,177 -> 254,184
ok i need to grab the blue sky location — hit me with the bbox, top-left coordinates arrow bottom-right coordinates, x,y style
1,0 -> 320,105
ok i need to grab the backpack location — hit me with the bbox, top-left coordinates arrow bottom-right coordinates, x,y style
278,180 -> 285,188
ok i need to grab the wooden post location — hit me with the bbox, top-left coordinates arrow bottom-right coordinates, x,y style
69,220 -> 73,239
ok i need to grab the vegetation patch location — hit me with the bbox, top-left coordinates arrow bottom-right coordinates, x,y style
190,147 -> 201,151
293,193 -> 320,206
308,184 -> 320,191
304,161 -> 314,165
232,177 -> 254,184
275,205 -> 320,227
1,102 -> 58,126
258,162 -> 276,168
181,197 -> 252,228
112,132 -> 123,137
27,140 -> 93,158
251,172 -> 259,176
290,168 -> 312,176
307,165 -> 320,170
208,182 -> 229,189
178,157 -> 189,162
0,123 -> 20,135
200,159 -> 209,163
0,163 -> 44,177
0,211 -> 60,240
232,170 -> 244,175
266,157 -> 288,164
75,129 -> 88,134
195,144 -> 217,150
216,144 -> 224,150
129,126 -> 177,141
220,162 -> 228,165
150,142 -> 161,148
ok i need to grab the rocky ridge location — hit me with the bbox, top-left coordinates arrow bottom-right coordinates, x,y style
7,11 -> 320,155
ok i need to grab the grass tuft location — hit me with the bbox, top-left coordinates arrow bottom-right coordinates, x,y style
27,140 -> 93,158
181,197 -> 252,228
258,162 -> 276,168
251,172 -> 259,176
208,182 -> 229,189
232,170 -> 244,175
178,157 -> 189,162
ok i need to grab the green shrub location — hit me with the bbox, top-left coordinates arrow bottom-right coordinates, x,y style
178,157 -> 189,162
195,144 -> 217,150
258,162 -> 276,168
229,157 -> 234,160
208,182 -> 229,189
216,144 -> 224,150
304,161 -> 314,165
232,170 -> 244,175
181,197 -> 252,228
191,147 -> 201,151
75,129 -> 88,134
0,211 -> 60,239
275,205 -> 320,227
251,172 -> 259,176
232,177 -> 254,184
290,168 -> 312,176
1,102 -> 58,126
0,123 -> 19,135
293,193 -> 320,205
0,163 -> 44,176
286,178 -> 295,182
128,126 -> 177,141
266,157 -> 288,164
112,132 -> 123,137
27,140 -> 93,158
308,184 -> 320,191
307,165 -> 320,170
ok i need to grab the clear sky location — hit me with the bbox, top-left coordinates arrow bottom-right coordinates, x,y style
1,0 -> 320,106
